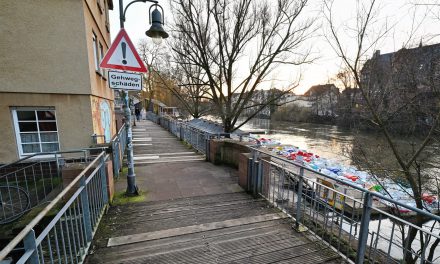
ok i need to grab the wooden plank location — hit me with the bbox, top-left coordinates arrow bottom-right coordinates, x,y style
93,222 -> 291,262
107,213 -> 286,247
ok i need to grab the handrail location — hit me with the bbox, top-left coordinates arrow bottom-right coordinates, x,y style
248,145 -> 440,222
0,147 -> 107,170
0,151 -> 106,260
111,123 -> 126,142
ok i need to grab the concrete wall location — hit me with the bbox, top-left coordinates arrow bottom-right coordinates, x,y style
83,0 -> 115,140
209,139 -> 252,167
90,96 -> 116,143
0,93 -> 94,163
83,0 -> 114,100
0,1 -> 116,163
208,140 -> 271,193
0,1 -> 90,95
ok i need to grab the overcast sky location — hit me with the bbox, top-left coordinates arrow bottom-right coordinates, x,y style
109,0 -> 439,94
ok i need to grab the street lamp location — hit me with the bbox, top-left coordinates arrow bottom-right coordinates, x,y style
146,5 -> 169,45
118,0 -> 169,196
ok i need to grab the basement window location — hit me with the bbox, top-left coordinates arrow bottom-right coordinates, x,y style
11,108 -> 60,157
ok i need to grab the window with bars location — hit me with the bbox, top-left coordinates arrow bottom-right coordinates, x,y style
11,109 -> 60,157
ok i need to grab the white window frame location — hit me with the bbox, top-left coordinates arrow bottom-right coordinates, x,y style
93,32 -> 100,72
104,0 -> 110,32
97,0 -> 103,14
11,108 -> 60,158
99,41 -> 106,78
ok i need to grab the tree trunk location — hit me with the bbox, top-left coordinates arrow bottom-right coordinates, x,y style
223,117 -> 233,133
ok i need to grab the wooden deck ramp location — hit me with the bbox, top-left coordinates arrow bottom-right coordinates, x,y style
85,120 -> 342,263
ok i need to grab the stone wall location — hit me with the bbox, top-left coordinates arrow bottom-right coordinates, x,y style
209,139 -> 271,194
209,139 -> 252,167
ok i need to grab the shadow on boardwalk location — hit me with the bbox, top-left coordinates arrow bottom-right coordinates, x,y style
85,120 -> 342,263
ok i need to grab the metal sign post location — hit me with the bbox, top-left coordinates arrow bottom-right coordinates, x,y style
100,29 -> 148,196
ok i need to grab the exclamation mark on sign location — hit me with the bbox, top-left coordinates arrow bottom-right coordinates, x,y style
121,42 -> 127,65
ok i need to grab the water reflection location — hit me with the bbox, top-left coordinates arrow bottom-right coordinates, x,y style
241,119 -> 355,165
242,118 -> 440,262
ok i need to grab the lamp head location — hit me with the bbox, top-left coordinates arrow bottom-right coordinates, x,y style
145,6 -> 169,44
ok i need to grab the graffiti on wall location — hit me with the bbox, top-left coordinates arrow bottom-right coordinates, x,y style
91,97 -> 114,143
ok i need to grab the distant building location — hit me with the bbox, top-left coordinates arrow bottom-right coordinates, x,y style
281,93 -> 313,108
0,1 -> 115,163
232,89 -> 285,119
304,84 -> 340,117
360,43 -> 440,129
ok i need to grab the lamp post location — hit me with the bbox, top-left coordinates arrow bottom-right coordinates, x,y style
118,0 -> 168,196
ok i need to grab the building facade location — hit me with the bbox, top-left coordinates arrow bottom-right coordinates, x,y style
360,44 -> 440,131
0,0 -> 115,163
304,84 -> 340,117
281,93 -> 313,108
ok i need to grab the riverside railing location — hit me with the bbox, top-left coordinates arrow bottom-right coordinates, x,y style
0,151 -> 109,263
0,148 -> 105,225
110,124 -> 127,179
247,147 -> 440,264
154,115 -> 228,155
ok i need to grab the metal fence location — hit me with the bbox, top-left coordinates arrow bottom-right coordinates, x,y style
110,124 -> 127,179
0,151 -> 109,263
154,115 -> 225,155
247,147 -> 440,264
146,111 -> 159,124
0,149 -> 104,225
149,113 -> 440,263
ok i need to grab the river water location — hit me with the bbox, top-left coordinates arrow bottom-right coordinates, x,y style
240,119 -> 355,165
239,118 -> 440,263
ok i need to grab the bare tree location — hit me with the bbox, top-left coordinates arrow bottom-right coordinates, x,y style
169,50 -> 213,118
169,0 -> 315,132
137,39 -> 169,110
323,0 -> 440,262
334,66 -> 357,89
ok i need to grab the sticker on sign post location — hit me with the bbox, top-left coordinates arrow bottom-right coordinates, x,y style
108,71 -> 143,91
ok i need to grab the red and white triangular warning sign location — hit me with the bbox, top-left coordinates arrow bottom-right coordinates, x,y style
100,29 -> 147,73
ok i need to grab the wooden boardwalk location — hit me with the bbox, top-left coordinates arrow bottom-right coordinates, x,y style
85,120 -> 342,263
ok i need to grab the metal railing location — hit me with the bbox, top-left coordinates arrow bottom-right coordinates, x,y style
110,124 -> 127,179
0,149 -> 105,225
247,147 -> 440,264
150,114 -> 440,262
0,151 -> 109,263
152,114 -> 230,155
146,111 -> 159,124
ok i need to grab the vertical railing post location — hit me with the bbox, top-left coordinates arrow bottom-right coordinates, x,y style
55,153 -> 60,179
23,229 -> 39,264
247,157 -> 253,192
294,167 -> 306,231
100,155 -> 109,204
256,159 -> 263,194
355,192 -> 373,264
205,134 -> 210,161
196,130 -> 199,151
112,140 -> 118,178
251,151 -> 259,194
80,176 -> 93,242
252,160 -> 260,197
83,150 -> 88,162
115,140 -> 120,178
